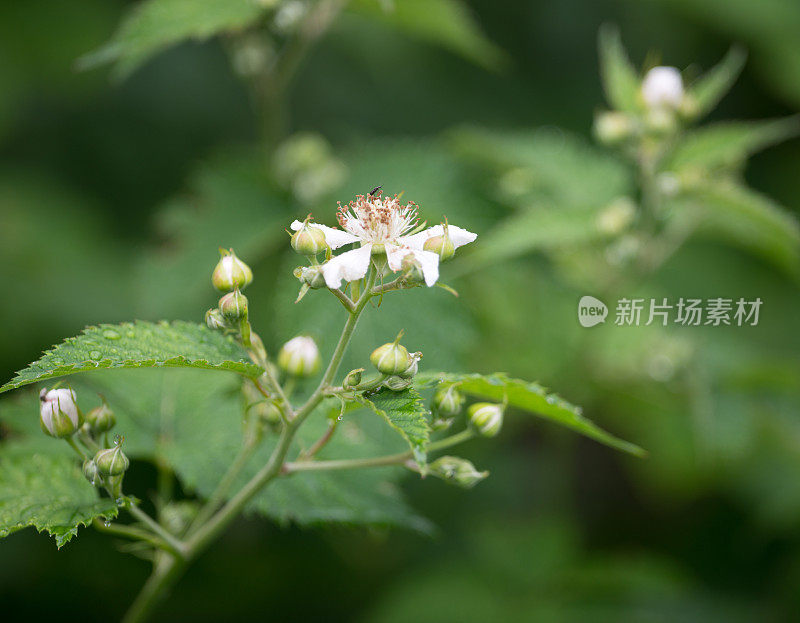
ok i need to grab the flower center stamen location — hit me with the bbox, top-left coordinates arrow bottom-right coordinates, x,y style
337,190 -> 419,244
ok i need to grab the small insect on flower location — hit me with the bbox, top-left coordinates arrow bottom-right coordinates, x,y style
288,191 -> 477,289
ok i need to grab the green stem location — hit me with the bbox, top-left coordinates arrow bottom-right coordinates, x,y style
66,437 -> 89,461
127,504 -> 186,559
186,439 -> 258,535
328,287 -> 355,312
285,429 -> 475,473
123,269 -> 377,622
121,557 -> 186,623
93,518 -> 175,554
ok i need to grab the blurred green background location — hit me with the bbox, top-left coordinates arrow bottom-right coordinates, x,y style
1,0 -> 800,621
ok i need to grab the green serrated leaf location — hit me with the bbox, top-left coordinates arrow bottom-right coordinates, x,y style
358,387 -> 431,462
687,46 -> 747,118
78,0 -> 271,79
0,321 -> 263,393
416,372 -> 646,457
0,447 -> 119,547
0,370 -> 430,531
598,25 -> 641,113
674,181 -> 800,275
348,0 -> 506,70
665,118 -> 800,173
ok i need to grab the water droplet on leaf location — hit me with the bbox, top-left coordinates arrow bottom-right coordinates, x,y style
89,350 -> 102,360
103,329 -> 121,340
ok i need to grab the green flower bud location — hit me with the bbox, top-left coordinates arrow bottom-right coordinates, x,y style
400,255 -> 424,284
212,249 -> 253,292
433,384 -> 465,417
205,308 -> 227,330
85,402 -> 116,434
468,402 -> 504,437
291,222 -> 328,256
94,442 -> 130,477
39,388 -> 81,438
83,459 -> 101,486
278,336 -> 321,377
593,111 -> 633,146
423,228 -> 455,261
370,335 -> 411,376
383,375 -> 413,391
343,368 -> 364,389
428,456 -> 488,488
219,289 -> 248,322
296,264 -> 327,289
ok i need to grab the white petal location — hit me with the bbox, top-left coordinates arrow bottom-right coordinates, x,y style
321,244 -> 372,288
414,249 -> 441,287
290,220 -> 359,249
401,224 -> 477,251
385,245 -> 440,287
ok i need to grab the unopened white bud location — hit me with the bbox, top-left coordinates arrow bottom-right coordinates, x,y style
468,402 -> 504,437
433,384 -> 465,417
212,249 -> 253,292
429,456 -> 488,488
641,66 -> 684,110
39,388 -> 81,438
594,111 -> 634,145
278,336 -> 320,377
205,308 -> 227,330
297,265 -> 327,289
95,441 -> 130,477
596,197 -> 636,235
291,222 -> 328,256
370,336 -> 411,376
423,223 -> 455,261
219,289 -> 248,322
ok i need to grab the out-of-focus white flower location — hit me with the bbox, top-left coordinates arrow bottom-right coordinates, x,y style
39,388 -> 80,437
278,336 -> 320,377
641,66 -> 684,109
289,192 -> 476,289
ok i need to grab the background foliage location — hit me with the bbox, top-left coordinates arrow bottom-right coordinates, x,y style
1,0 -> 799,620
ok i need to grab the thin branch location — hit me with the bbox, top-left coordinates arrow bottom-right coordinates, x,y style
127,504 -> 187,559
328,287 -> 355,312
284,429 -> 476,474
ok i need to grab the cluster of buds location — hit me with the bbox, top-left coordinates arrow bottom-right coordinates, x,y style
594,65 -> 697,148
38,387 -> 129,491
206,249 -> 253,334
